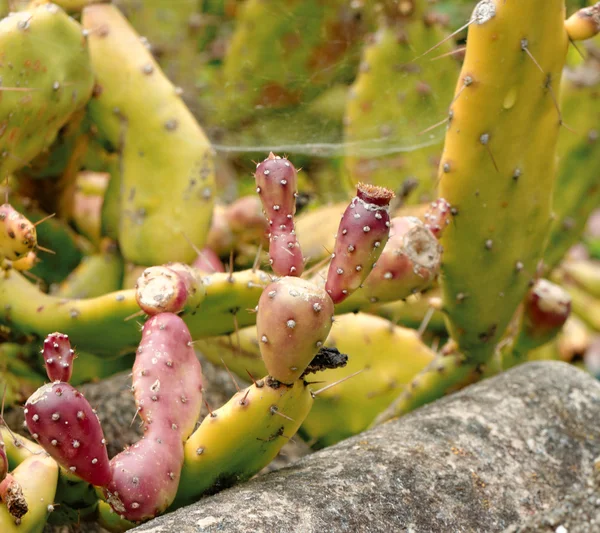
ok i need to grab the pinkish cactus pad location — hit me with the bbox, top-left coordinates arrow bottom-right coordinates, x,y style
325,183 -> 395,304
42,332 -> 76,383
24,382 -> 111,487
257,276 -> 334,384
359,216 -> 441,303
255,153 -> 304,277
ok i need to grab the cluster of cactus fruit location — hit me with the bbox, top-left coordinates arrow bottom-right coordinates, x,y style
0,0 -> 600,530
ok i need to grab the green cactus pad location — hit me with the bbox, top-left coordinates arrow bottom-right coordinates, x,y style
437,0 -> 569,363
0,4 -> 94,180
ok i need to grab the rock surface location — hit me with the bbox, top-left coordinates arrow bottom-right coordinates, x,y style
130,362 -> 600,533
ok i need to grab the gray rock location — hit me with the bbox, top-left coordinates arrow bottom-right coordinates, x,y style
130,362 -> 600,533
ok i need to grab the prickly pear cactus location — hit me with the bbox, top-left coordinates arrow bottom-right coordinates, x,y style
0,3 -> 94,179
344,0 -> 459,202
82,4 -> 216,266
438,0 -> 569,363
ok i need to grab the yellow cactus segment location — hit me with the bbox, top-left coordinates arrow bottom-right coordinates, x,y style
175,378 -> 313,508
373,352 -> 481,425
0,454 -> 58,533
0,428 -> 44,467
0,269 -> 268,357
438,0 -> 569,363
344,3 -> 458,201
82,4 -> 215,266
301,313 -> 436,448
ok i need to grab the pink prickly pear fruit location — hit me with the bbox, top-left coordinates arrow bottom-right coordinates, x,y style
0,203 -> 37,261
192,247 -> 225,273
42,332 -> 76,383
104,428 -> 184,522
24,382 -> 111,487
257,277 -> 334,384
133,313 -> 203,440
135,264 -> 205,316
523,279 -> 571,339
255,152 -> 304,277
325,183 -> 395,304
423,198 -> 452,239
360,217 -> 441,303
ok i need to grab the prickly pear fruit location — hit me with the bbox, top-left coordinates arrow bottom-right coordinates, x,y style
135,264 -> 205,316
334,216 -> 441,312
0,204 -> 36,262
131,313 -> 203,439
42,332 -> 76,383
257,277 -> 334,384
423,198 -> 452,239
325,184 -> 394,304
24,382 -> 111,487
565,3 -> 600,41
520,279 -> 571,348
105,312 -> 203,521
255,153 -> 304,277
361,217 -> 440,301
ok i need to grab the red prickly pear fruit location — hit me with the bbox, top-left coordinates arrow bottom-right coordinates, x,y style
104,428 -> 184,523
0,203 -> 37,261
42,332 -> 76,383
523,279 -> 571,338
254,152 -> 304,277
423,198 -> 452,239
135,264 -> 205,316
133,313 -> 203,439
257,277 -> 334,384
325,183 -> 395,304
361,217 -> 441,303
24,382 -> 111,487
192,247 -> 225,273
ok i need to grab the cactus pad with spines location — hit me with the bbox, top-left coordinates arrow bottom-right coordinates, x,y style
24,381 -> 111,487
0,3 -> 94,180
344,1 -> 459,201
325,183 -> 394,304
175,377 -> 313,508
82,4 -> 215,266
257,276 -> 335,384
437,0 -> 569,363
